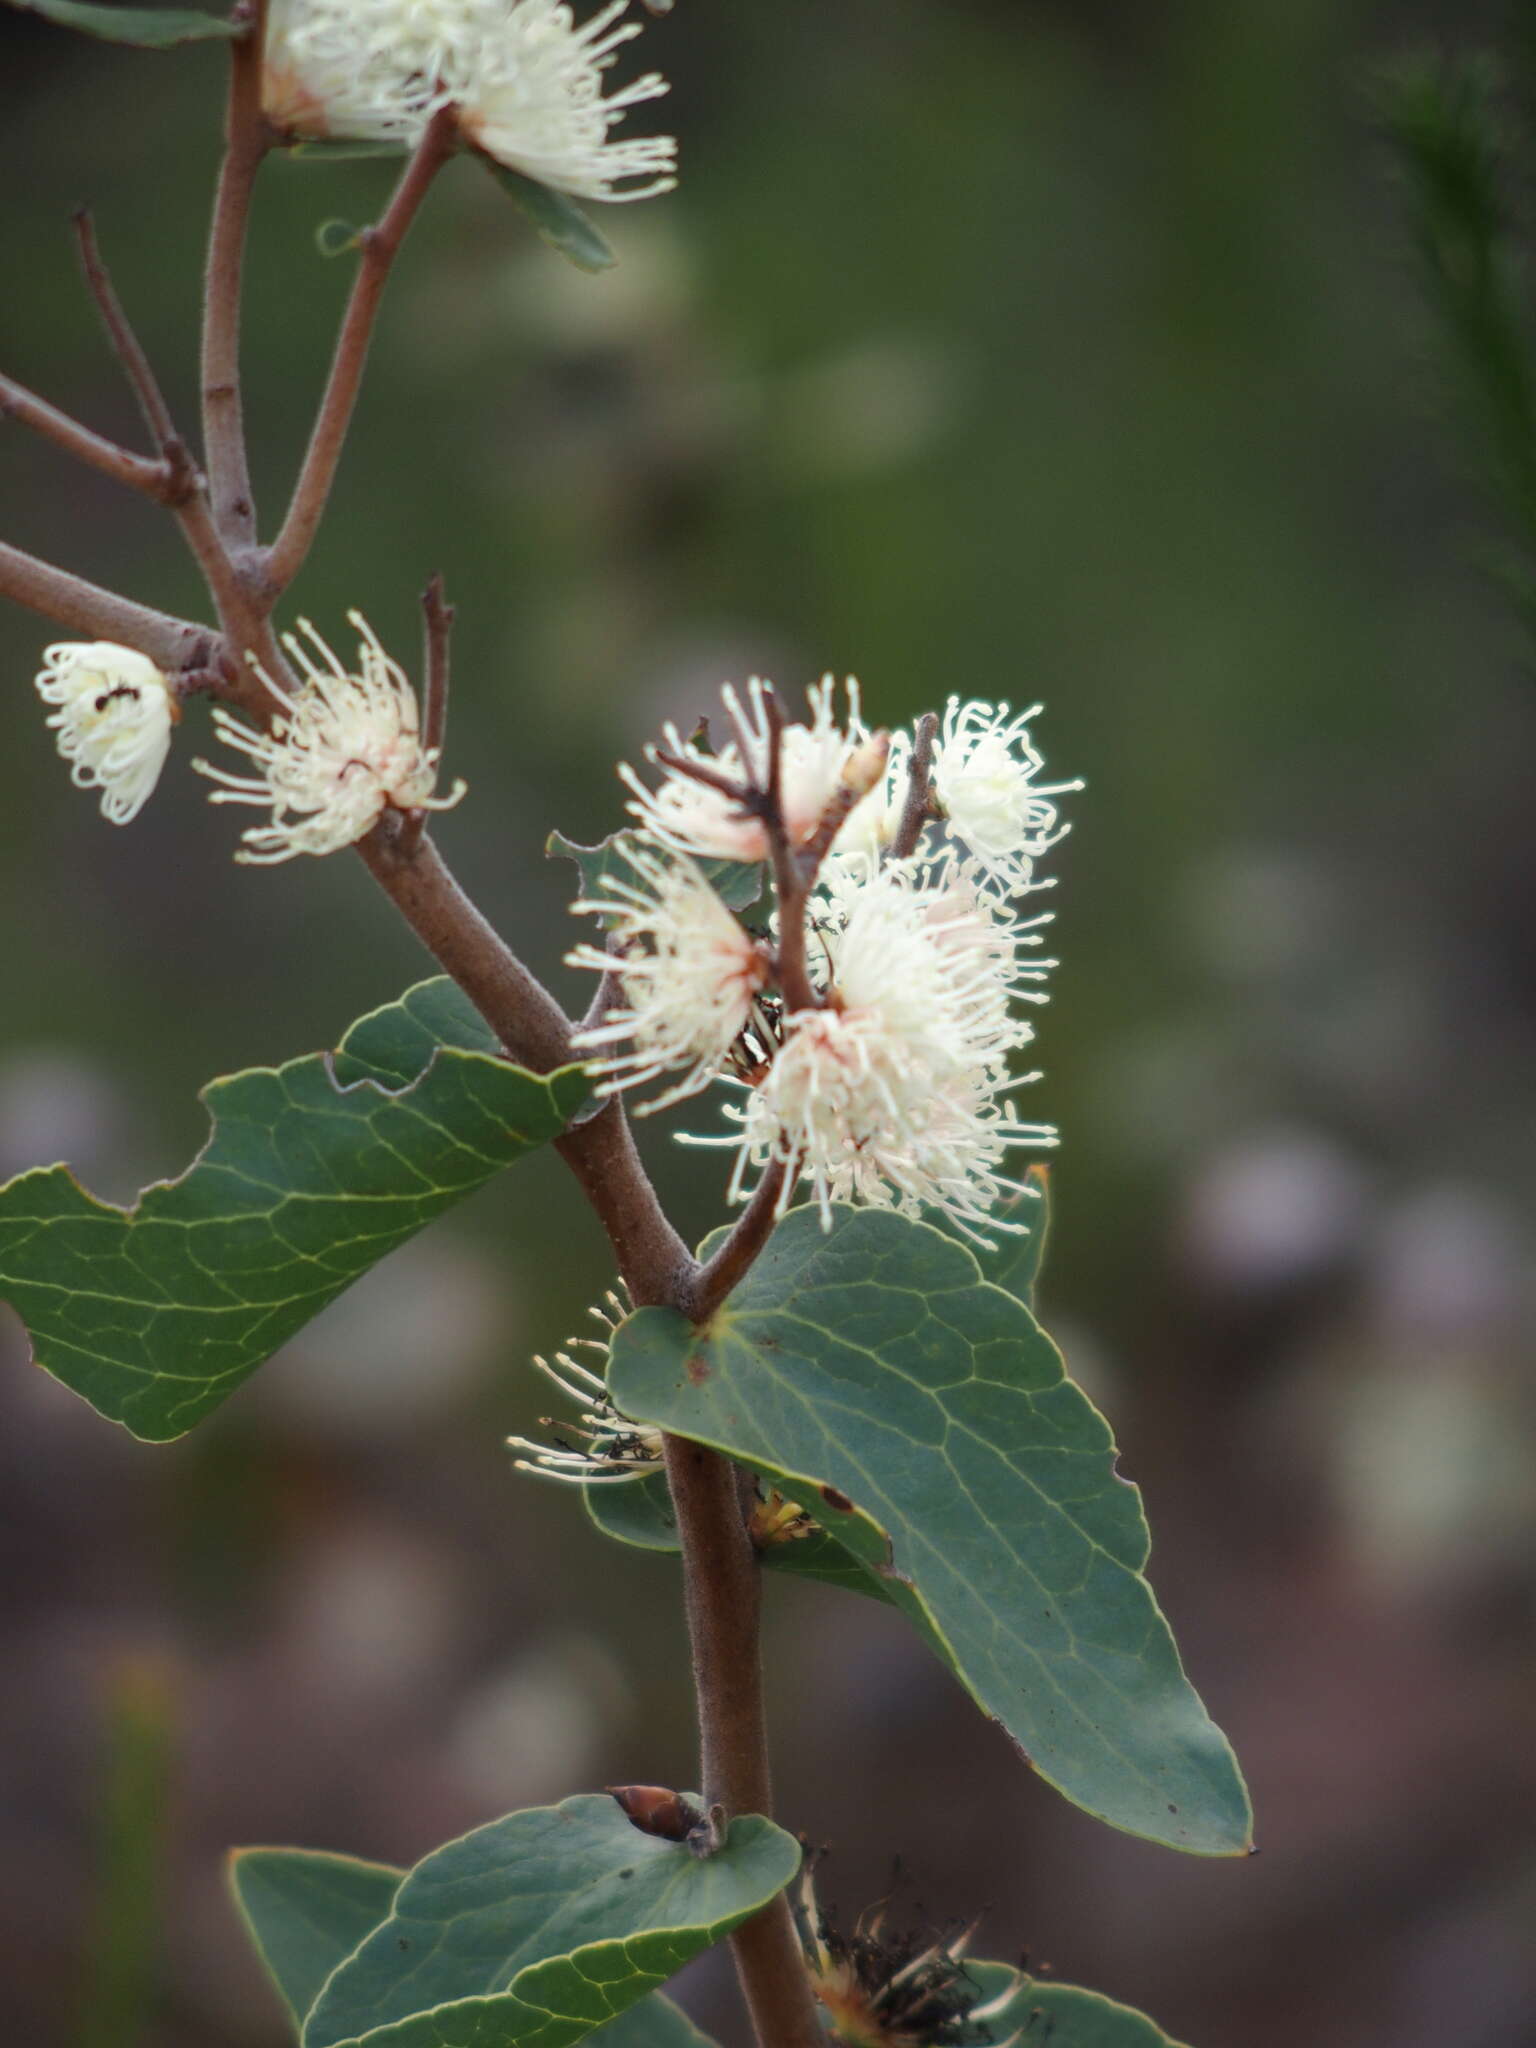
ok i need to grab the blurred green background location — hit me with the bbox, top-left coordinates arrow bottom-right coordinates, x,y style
4,2 -> 1536,2044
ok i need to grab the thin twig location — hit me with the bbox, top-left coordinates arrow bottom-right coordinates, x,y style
740,684 -> 819,1012
265,107 -> 459,593
761,683 -> 785,818
71,207 -> 262,629
0,374 -> 174,502
419,573 -> 453,761
201,0 -> 270,547
651,747 -> 757,806
399,572 -> 454,855
687,1157 -> 791,1321
72,209 -> 186,459
0,540 -> 219,673
890,709 -> 938,859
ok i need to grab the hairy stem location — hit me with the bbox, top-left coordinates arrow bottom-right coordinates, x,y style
890,709 -> 938,860
689,1158 -> 790,1320
201,3 -> 269,547
73,209 -> 263,635
73,209 -> 185,456
0,374 -> 175,502
357,821 -> 577,1075
265,109 -> 458,593
399,573 -> 454,856
664,1439 -> 824,2048
0,541 -> 219,673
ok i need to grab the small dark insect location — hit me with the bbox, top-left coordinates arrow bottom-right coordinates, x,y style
93,684 -> 142,713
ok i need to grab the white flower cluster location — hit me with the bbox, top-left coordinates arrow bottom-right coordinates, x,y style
33,642 -> 177,825
570,683 -> 1079,1242
264,0 -> 677,202
193,612 -> 464,863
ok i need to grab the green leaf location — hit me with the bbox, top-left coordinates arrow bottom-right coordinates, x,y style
585,1171 -> 1052,1598
0,978 -> 589,1442
229,1850 -> 717,2048
964,1962 -> 1190,2046
302,1793 -> 799,2048
230,1850 -> 403,2030
548,830 -> 763,922
483,160 -> 617,273
315,220 -> 364,258
589,1999 -> 720,2048
607,1206 -> 1253,1856
1,0 -> 241,45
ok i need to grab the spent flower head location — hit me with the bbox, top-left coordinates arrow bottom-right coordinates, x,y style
793,1860 -> 1021,2048
508,1286 -> 665,1485
34,641 -> 177,825
193,612 -> 464,864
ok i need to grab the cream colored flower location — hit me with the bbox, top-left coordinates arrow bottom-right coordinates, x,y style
193,612 -> 463,863
262,0 -> 677,201
568,843 -> 769,1112
34,641 -> 176,825
622,676 -> 870,863
931,697 -> 1079,896
690,852 -> 1057,1241
458,1 -> 677,201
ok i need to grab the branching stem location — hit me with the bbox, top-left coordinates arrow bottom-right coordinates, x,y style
73,208 -> 259,631
0,374 -> 174,503
0,541 -> 218,674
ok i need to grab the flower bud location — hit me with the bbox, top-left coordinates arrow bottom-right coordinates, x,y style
839,728 -> 890,806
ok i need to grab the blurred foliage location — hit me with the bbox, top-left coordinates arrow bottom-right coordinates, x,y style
1379,41 -> 1536,646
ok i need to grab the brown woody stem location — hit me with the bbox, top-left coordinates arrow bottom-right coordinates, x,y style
201,2 -> 269,547
72,209 -> 185,457
663,1439 -> 823,2048
0,541 -> 219,673
264,108 -> 458,593
690,1157 -> 790,1320
891,709 -> 938,859
399,573 -> 453,856
0,374 -> 175,503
